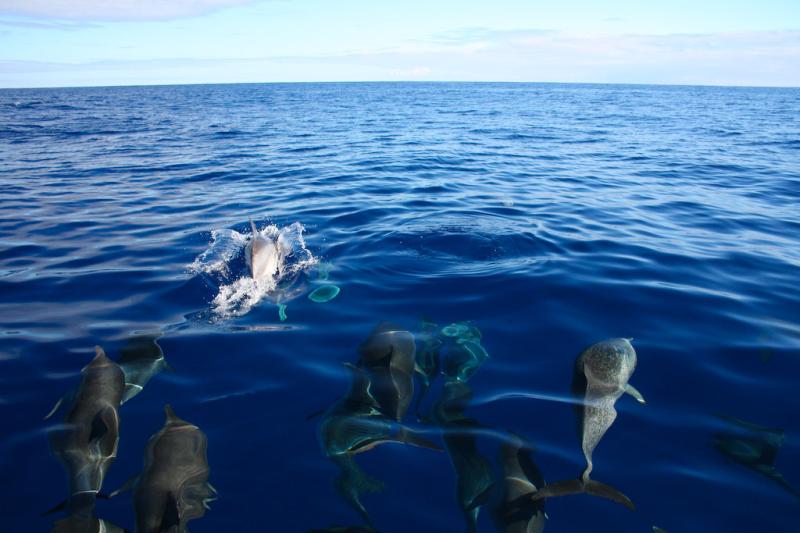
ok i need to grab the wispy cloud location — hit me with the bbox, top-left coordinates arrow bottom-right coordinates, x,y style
0,0 -> 258,22
0,18 -> 97,30
1,29 -> 798,87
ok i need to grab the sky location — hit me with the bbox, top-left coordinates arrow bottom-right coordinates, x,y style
0,0 -> 798,88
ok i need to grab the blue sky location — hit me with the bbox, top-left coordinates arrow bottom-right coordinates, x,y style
1,0 -> 798,87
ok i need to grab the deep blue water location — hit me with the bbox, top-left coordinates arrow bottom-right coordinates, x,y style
1,82 -> 799,532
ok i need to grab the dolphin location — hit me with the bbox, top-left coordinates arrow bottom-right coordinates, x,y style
492,436 -> 546,533
413,316 -> 442,421
357,322 -> 416,421
433,380 -> 494,533
318,363 -> 441,527
712,414 -> 799,498
246,219 -> 286,284
533,338 -> 644,510
46,347 -> 125,512
50,492 -> 127,533
112,405 -> 216,533
117,334 -> 168,404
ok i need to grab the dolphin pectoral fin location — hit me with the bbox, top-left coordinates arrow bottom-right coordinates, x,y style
625,384 -> 646,404
42,499 -> 68,516
306,409 -> 325,421
530,479 -> 586,501
110,475 -> 139,498
465,482 -> 495,512
397,427 -> 443,451
121,383 -> 143,404
584,480 -> 635,510
44,397 -> 64,420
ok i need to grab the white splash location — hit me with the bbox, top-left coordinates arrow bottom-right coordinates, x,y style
191,222 -> 317,319
189,228 -> 248,277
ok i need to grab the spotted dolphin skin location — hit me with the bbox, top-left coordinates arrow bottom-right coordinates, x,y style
246,219 -> 286,283
533,338 -> 645,510
113,405 -> 216,533
46,346 -> 125,512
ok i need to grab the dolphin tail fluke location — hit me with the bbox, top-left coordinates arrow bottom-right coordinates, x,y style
531,478 -> 635,510
531,479 -> 584,500
584,479 -> 635,510
397,427 -> 443,451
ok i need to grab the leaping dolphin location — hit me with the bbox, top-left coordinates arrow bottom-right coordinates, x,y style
246,219 -> 286,284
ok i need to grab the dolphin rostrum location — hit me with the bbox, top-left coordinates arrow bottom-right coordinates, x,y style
46,346 -> 125,513
112,405 -> 216,533
533,338 -> 645,510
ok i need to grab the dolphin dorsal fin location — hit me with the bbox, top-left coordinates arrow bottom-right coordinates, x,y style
91,345 -> 110,364
164,404 -> 180,423
249,218 -> 258,236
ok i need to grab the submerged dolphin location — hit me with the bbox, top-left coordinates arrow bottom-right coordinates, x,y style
319,363 -> 440,527
713,414 -> 799,498
413,317 -> 442,421
433,381 -> 494,533
246,219 -> 286,283
113,405 -> 216,533
533,338 -> 645,510
357,322 -> 416,422
117,334 -> 168,404
46,347 -> 125,511
492,436 -> 546,533
50,492 -> 127,533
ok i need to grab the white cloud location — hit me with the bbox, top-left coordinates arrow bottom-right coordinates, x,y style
0,0 -> 257,21
1,29 -> 798,87
388,66 -> 432,79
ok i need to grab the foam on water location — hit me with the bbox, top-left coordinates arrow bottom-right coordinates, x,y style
191,222 -> 318,318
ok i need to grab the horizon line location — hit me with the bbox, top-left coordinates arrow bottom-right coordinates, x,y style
2,79 -> 799,91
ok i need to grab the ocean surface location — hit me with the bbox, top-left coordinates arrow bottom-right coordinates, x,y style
1,82 -> 799,532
